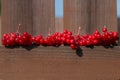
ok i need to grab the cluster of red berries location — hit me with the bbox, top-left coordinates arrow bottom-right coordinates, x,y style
1,25 -> 119,50
2,24 -> 33,47
2,32 -> 33,46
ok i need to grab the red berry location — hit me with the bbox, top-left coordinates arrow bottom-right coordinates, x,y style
113,32 -> 118,38
66,39 -> 70,44
15,38 -> 19,43
86,40 -> 91,45
102,27 -> 107,32
82,40 -> 86,46
70,39 -> 75,44
93,39 -> 99,45
3,33 -> 8,38
79,41 -> 83,46
70,44 -> 77,50
40,39 -> 44,44
63,30 -> 68,34
68,31 -> 72,35
23,32 -> 29,36
55,32 -> 59,35
95,30 -> 99,34
61,37 -> 66,42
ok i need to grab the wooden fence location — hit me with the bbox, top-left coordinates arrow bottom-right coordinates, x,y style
1,0 -> 55,36
0,46 -> 120,80
0,0 -> 120,80
64,0 -> 117,34
1,0 -> 118,36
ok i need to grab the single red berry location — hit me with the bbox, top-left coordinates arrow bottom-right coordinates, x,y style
68,31 -> 72,35
102,27 -> 107,32
94,30 -> 99,34
66,39 -> 70,44
63,30 -> 68,34
86,40 -> 91,45
70,44 -> 77,50
70,39 -> 75,44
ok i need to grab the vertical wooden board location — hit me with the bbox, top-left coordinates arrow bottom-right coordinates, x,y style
89,0 -> 96,33
55,17 -> 63,33
64,0 -> 90,35
118,18 -> 120,45
1,0 -> 33,34
109,0 -> 118,31
33,0 -> 55,36
91,0 -> 117,32
0,16 -> 2,45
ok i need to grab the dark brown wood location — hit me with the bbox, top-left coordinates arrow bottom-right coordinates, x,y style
0,46 -> 120,80
64,0 -> 91,35
32,0 -> 55,36
1,0 -> 33,34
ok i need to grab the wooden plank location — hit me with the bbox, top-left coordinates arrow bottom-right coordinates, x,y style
0,16 -> 1,45
91,0 -> 117,32
32,0 -> 55,36
55,17 -> 63,33
1,0 -> 33,34
118,18 -> 120,45
64,0 -> 117,34
0,46 -> 120,80
64,0 -> 91,35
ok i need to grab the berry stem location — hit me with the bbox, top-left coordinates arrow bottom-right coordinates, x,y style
48,27 -> 51,36
104,25 -> 106,28
16,24 -> 21,34
77,26 -> 81,35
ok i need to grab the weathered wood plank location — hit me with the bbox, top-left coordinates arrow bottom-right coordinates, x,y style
64,0 -> 117,34
32,0 -> 55,36
1,0 -> 33,34
91,0 -> 117,32
0,46 -> 120,80
55,17 -> 63,33
64,0 -> 91,35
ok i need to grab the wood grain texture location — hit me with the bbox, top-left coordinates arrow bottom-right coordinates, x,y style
90,0 -> 117,32
1,0 -> 55,37
55,17 -> 63,33
64,0 -> 117,34
33,0 -> 55,36
0,17 -> 1,45
0,46 -> 120,80
1,0 -> 33,34
118,18 -> 120,45
64,0 -> 91,35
